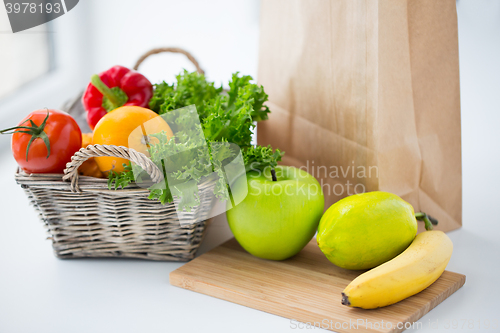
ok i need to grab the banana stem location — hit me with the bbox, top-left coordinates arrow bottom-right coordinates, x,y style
415,212 -> 438,231
341,293 -> 350,306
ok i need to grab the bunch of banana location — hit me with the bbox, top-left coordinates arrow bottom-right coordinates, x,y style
341,230 -> 453,309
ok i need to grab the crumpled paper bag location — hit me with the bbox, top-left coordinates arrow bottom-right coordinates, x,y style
257,0 -> 462,232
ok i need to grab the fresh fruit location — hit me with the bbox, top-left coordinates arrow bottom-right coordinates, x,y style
226,166 -> 324,260
0,109 -> 81,173
317,191 -> 417,270
81,132 -> 93,148
341,230 -> 453,309
92,106 -> 173,174
77,133 -> 104,178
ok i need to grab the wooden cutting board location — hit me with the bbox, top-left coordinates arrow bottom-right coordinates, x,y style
170,238 -> 465,333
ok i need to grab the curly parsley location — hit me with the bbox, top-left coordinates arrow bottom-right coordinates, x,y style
108,71 -> 283,209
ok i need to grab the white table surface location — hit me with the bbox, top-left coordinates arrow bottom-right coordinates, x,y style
1,151 -> 499,333
2,3 -> 500,333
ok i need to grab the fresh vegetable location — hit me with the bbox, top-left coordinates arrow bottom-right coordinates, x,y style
83,65 -> 153,130
342,230 -> 453,309
92,106 -> 173,174
226,166 -> 324,260
77,133 -> 104,178
0,109 -> 81,173
108,71 -> 283,209
148,70 -> 222,117
149,70 -> 270,122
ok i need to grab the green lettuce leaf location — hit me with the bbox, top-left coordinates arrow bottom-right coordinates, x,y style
108,71 -> 283,209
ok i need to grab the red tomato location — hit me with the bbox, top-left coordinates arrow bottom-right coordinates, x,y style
8,109 -> 82,173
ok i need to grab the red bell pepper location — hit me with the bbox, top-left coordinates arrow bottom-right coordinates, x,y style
82,65 -> 153,129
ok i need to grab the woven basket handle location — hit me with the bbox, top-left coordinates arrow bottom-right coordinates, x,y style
133,47 -> 205,75
62,144 -> 163,193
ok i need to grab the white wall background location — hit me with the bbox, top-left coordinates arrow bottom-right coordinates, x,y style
83,0 -> 260,86
456,0 -> 500,242
0,0 -> 261,148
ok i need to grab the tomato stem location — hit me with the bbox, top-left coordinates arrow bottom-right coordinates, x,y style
0,125 -> 36,133
0,110 -> 51,161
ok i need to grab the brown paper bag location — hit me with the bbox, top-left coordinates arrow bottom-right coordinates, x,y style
257,0 -> 462,232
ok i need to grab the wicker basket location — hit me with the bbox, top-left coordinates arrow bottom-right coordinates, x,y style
15,48 -> 217,261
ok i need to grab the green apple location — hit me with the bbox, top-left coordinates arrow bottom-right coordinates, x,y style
226,166 -> 324,260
